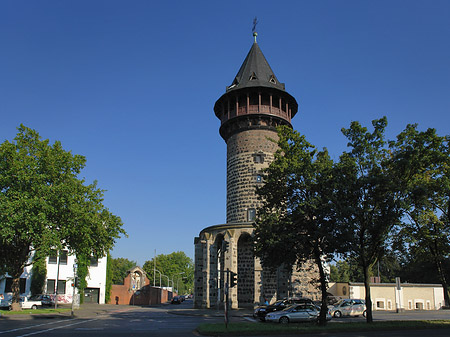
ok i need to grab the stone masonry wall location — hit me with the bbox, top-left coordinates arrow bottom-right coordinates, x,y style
226,129 -> 279,223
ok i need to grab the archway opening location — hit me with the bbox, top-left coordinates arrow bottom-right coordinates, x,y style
237,233 -> 255,308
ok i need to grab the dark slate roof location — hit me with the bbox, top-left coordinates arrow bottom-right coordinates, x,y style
226,41 -> 286,92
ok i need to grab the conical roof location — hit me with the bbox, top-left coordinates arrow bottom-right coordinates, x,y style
226,40 -> 286,92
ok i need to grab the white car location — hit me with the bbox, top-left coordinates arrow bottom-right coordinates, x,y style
265,304 -> 331,324
329,299 -> 366,318
19,296 -> 42,310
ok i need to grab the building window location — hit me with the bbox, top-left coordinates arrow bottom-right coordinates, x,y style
90,257 -> 98,267
376,300 -> 384,309
253,153 -> 265,164
47,280 -> 66,294
4,278 -> 26,294
247,208 -> 256,222
59,250 -> 68,265
387,300 -> 392,310
48,250 -> 58,264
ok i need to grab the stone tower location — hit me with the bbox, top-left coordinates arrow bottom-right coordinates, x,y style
214,32 -> 298,223
194,33 -> 318,309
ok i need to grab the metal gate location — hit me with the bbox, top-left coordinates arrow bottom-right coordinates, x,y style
84,288 -> 99,303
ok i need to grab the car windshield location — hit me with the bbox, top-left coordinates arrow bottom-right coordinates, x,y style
272,300 -> 285,307
29,295 -> 40,300
334,299 -> 348,306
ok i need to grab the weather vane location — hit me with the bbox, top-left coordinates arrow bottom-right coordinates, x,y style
252,17 -> 258,42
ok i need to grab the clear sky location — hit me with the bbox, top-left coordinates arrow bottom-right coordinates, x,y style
1,1 -> 449,266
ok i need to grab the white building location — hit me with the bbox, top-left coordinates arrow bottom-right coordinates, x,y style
0,251 -> 107,304
328,282 -> 445,311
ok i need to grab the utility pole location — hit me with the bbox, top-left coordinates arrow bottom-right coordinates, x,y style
153,249 -> 156,287
225,269 -> 229,328
71,261 -> 77,317
54,251 -> 60,310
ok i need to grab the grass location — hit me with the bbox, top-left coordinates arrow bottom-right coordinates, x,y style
196,320 -> 450,335
0,308 -> 71,315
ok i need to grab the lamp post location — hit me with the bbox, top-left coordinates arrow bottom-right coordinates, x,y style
174,272 -> 185,294
163,274 -> 170,289
154,269 -> 162,287
177,277 -> 187,295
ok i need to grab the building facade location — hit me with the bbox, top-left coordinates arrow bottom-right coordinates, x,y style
329,282 -> 445,311
194,33 -> 320,309
0,252 -> 107,304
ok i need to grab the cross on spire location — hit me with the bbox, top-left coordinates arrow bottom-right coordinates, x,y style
252,17 -> 258,42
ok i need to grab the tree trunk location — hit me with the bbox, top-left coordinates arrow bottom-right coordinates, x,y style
10,266 -> 24,311
362,263 -> 373,323
434,255 -> 450,307
314,248 -> 328,326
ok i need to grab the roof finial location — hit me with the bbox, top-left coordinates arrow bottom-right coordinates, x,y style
252,17 -> 258,43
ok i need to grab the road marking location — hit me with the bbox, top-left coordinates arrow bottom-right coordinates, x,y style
243,317 -> 257,322
16,318 -> 99,337
0,320 -> 68,334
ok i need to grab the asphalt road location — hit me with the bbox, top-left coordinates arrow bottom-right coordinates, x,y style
1,300 -> 450,337
0,300 -> 224,336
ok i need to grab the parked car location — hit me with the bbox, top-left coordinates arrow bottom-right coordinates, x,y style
265,303 -> 331,324
171,296 -> 182,304
19,296 -> 42,310
329,299 -> 366,318
253,298 -> 315,321
29,294 -> 54,307
0,299 -> 11,310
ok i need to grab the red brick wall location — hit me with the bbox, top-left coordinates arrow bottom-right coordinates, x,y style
110,284 -> 172,305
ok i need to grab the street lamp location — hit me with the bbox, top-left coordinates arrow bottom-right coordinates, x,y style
174,272 -> 185,294
154,269 -> 162,287
177,277 -> 187,295
162,274 -> 170,289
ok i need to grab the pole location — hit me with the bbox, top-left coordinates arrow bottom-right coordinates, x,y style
71,262 -> 77,317
153,249 -> 156,287
225,269 -> 229,328
54,251 -> 60,310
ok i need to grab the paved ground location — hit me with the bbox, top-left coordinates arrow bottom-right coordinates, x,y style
0,302 -> 254,320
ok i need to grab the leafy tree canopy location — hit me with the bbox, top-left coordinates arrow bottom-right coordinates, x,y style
336,117 -> 403,322
390,124 -> 450,305
0,125 -> 126,307
143,251 -> 193,294
255,126 -> 344,325
110,257 -> 137,285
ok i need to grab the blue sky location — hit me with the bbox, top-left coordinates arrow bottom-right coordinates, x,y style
1,1 -> 449,266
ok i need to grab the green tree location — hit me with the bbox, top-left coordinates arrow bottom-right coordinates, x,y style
390,125 -> 450,306
0,125 -> 126,310
30,250 -> 47,296
110,257 -> 137,285
143,251 -> 193,294
255,126 -> 344,325
336,117 -> 403,322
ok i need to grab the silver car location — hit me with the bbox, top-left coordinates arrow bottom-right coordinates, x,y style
265,304 -> 330,324
329,299 -> 366,318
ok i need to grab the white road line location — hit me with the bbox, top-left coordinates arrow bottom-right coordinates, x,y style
243,316 -> 257,322
16,318 -> 99,337
0,320 -> 68,334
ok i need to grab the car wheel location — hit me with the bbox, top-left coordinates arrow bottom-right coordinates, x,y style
363,310 -> 367,317
32,305 -> 37,310
333,310 -> 342,318
259,317 -> 265,322
279,316 -> 289,324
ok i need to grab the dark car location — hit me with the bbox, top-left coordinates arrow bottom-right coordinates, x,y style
253,298 -> 315,321
171,296 -> 181,304
29,294 -> 54,307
